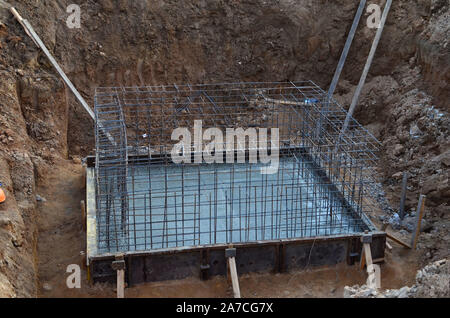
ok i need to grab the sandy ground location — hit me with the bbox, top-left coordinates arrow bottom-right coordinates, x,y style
36,161 -> 420,298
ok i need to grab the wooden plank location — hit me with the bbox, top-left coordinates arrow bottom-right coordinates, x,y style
112,254 -> 126,298
374,264 -> 381,289
117,269 -> 125,298
360,249 -> 366,270
366,264 -> 376,288
386,232 -> 411,249
86,168 -> 98,265
360,243 -> 373,270
86,265 -> 91,283
363,243 -> 373,266
373,257 -> 385,264
363,243 -> 380,289
228,257 -> 241,298
226,260 -> 232,285
411,195 -> 426,250
80,200 -> 86,231
367,264 -> 381,289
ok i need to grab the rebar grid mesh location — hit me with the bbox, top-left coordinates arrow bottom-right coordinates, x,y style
94,81 -> 379,254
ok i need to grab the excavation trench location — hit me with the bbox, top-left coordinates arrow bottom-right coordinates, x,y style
34,0 -> 449,296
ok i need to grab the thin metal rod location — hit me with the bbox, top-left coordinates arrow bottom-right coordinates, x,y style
10,7 -> 94,120
411,195 -> 426,249
341,0 -> 392,134
328,0 -> 367,98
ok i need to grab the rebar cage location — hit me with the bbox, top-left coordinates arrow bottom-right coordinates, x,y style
94,81 -> 379,254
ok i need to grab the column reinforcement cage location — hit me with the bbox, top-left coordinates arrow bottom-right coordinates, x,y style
94,81 -> 380,254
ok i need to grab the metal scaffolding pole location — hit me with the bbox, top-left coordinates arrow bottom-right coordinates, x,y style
10,7 -> 94,120
328,0 -> 367,99
10,7 -> 116,145
341,0 -> 393,134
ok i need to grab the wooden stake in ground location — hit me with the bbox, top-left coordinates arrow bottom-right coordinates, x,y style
225,248 -> 241,298
80,200 -> 86,231
111,254 -> 126,299
360,234 -> 381,289
367,264 -> 381,289
411,195 -> 426,250
360,247 -> 366,270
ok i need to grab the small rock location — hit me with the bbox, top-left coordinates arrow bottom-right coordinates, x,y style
422,174 -> 440,195
12,237 -> 23,247
393,144 -> 405,156
442,156 -> 450,167
36,195 -> 47,202
72,157 -> 82,165
436,260 -> 446,266
389,213 -> 402,230
401,216 -> 432,233
0,216 -> 12,228
409,124 -> 423,138
343,286 -> 353,298
359,287 -> 376,298
392,172 -> 403,179
390,290 -> 400,298
42,283 -> 52,292
397,287 -> 410,298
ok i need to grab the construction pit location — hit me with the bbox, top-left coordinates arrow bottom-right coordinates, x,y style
0,0 -> 448,298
